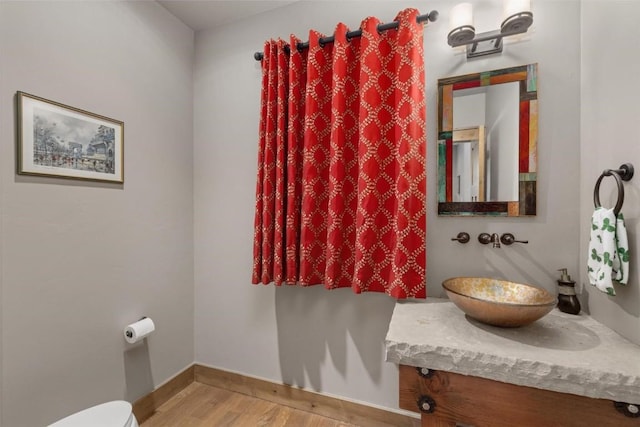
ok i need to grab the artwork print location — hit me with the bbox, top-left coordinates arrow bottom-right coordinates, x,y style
17,92 -> 124,183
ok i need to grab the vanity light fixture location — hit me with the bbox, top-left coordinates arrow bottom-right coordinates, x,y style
448,0 -> 533,58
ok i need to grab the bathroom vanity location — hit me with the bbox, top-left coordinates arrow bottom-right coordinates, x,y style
385,299 -> 640,426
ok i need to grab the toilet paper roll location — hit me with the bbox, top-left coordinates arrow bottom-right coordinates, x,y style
124,317 -> 155,344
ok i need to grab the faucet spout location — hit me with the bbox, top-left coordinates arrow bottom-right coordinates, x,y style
491,233 -> 501,248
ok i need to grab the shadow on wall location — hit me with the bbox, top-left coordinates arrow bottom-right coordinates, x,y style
274,285 -> 396,392
123,341 -> 155,402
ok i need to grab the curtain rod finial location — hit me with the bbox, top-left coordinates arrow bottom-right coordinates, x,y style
254,51 -> 264,61
428,10 -> 439,22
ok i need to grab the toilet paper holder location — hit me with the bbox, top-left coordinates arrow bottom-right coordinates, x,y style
124,316 -> 155,343
125,317 -> 147,339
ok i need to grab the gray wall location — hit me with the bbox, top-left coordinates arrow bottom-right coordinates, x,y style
2,1 -> 638,426
193,0 -> 581,412
428,0 -> 581,297
0,2 -> 195,426
580,1 -> 640,345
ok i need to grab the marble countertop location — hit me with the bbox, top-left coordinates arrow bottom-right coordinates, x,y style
385,298 -> 640,403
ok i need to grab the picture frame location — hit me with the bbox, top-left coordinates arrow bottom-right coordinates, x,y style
16,91 -> 124,183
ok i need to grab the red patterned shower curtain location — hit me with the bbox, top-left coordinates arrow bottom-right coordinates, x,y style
252,9 -> 426,299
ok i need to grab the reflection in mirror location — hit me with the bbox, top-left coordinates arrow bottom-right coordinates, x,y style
437,64 -> 537,216
455,83 -> 519,202
452,126 -> 485,202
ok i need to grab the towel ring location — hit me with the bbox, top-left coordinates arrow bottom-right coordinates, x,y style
593,163 -> 634,216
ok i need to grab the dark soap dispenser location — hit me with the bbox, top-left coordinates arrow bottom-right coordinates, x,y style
557,268 -> 581,315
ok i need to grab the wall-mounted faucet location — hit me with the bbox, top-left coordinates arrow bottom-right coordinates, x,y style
478,233 -> 501,248
478,232 -> 529,248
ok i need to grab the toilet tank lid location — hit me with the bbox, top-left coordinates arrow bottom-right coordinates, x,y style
48,400 -> 133,427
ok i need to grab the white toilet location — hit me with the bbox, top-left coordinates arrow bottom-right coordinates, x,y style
48,400 -> 138,427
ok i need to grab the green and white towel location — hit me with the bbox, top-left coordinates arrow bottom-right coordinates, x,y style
588,207 -> 630,295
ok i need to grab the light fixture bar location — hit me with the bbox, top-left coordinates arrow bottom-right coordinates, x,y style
463,30 -> 504,58
447,2 -> 533,59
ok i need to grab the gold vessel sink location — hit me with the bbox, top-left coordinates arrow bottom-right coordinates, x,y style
442,277 -> 557,327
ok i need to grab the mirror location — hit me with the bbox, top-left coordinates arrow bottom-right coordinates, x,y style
437,64 -> 538,216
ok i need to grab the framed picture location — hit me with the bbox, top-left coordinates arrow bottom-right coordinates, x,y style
17,91 -> 124,183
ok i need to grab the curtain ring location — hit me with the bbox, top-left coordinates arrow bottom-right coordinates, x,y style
593,169 -> 624,216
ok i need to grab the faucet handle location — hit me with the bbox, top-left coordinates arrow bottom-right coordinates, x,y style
500,233 -> 529,245
478,233 -> 492,245
451,232 -> 470,243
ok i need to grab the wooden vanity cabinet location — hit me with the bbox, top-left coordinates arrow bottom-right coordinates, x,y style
399,364 -> 639,427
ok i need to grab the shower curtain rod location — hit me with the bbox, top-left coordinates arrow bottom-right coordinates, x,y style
253,10 -> 439,61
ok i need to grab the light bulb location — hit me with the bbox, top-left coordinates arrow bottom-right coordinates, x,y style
503,0 -> 531,21
450,3 -> 474,32
501,0 -> 533,34
448,3 -> 475,46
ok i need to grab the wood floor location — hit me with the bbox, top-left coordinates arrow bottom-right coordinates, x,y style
141,381 -> 359,427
